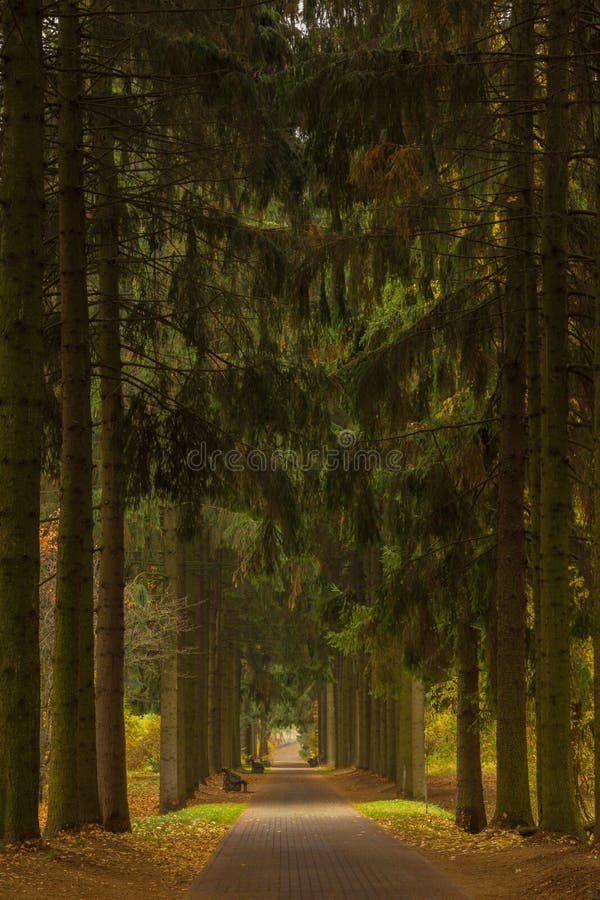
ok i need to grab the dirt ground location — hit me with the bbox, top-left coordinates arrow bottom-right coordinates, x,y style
0,772 -> 261,900
327,768 -> 600,899
2,768 -> 600,898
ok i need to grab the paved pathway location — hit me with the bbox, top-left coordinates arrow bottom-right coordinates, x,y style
189,744 -> 466,898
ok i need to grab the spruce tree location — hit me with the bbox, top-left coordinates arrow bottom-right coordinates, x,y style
91,64 -> 130,831
0,0 -> 45,842
493,0 -> 534,829
46,0 -> 101,835
538,0 -> 580,835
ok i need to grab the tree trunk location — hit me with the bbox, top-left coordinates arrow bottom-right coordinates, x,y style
494,0 -> 534,829
317,686 -> 326,762
353,663 -> 361,768
160,627 -> 180,812
219,634 -> 233,770
185,533 -> 208,790
411,679 -> 426,800
231,655 -> 241,766
159,506 -> 185,813
0,0 -> 44,843
175,532 -> 188,798
334,656 -> 343,766
396,669 -> 411,796
357,659 -> 369,769
166,525 -> 198,798
386,696 -> 396,780
207,570 -> 220,772
455,593 -> 487,833
396,671 -> 426,799
326,680 -> 336,765
538,0 -> 580,835
344,655 -> 354,767
197,533 -> 211,781
259,714 -> 270,758
342,655 -> 354,767
378,694 -> 387,776
593,154 -> 600,842
47,0 -> 100,834
363,672 -> 372,770
526,60 -> 543,829
92,71 -> 130,833
370,696 -> 381,776
250,721 -> 259,760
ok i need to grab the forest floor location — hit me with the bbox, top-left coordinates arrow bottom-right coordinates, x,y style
328,768 -> 600,898
0,771 -> 258,899
1,768 -> 599,898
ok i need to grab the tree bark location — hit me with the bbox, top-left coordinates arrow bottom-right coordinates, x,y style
231,655 -> 241,766
47,0 -> 100,834
353,662 -> 361,768
326,680 -> 336,765
357,658 -> 369,769
396,671 -> 425,799
184,532 -> 208,790
592,129 -> 600,837
159,506 -> 185,813
411,679 -> 426,800
342,654 -> 354,767
526,54 -> 543,829
219,633 -> 233,770
175,531 -> 187,798
92,70 -> 130,833
0,0 -> 44,842
455,592 -> 487,833
168,526 -> 198,798
334,656 -> 342,766
370,695 -> 381,776
538,0 -> 580,835
386,696 -> 396,780
197,532 -> 210,780
396,675 -> 411,796
493,0 -> 534,829
379,694 -> 387,776
207,558 -> 220,772
317,686 -> 326,762
592,147 -> 600,842
363,671 -> 372,770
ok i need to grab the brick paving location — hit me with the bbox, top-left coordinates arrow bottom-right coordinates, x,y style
189,744 -> 466,898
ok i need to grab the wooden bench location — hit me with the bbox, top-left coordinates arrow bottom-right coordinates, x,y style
222,768 -> 248,792
307,756 -> 319,768
249,758 -> 265,774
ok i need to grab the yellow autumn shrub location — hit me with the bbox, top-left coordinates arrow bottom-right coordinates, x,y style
124,710 -> 161,772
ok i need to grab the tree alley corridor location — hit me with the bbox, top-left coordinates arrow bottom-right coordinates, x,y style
5,0 -> 600,897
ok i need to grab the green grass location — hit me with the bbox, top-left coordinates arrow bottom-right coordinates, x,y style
133,803 -> 244,833
355,799 -> 453,821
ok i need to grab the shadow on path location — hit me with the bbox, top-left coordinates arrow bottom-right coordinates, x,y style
189,743 -> 467,898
